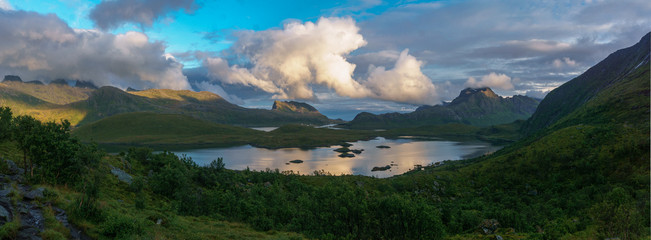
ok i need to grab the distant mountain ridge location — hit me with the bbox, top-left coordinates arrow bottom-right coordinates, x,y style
0,82 -> 335,127
344,87 -> 539,129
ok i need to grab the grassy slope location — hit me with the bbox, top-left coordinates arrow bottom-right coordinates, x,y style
1,83 -> 334,127
0,81 -> 93,105
394,50 -> 650,239
0,83 -> 88,124
73,112 -> 262,148
73,113 -> 377,150
0,144 -> 304,240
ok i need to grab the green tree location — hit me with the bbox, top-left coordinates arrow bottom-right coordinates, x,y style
12,115 -> 40,176
0,107 -> 12,142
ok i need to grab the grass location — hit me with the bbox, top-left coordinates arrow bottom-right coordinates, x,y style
72,111 -> 524,151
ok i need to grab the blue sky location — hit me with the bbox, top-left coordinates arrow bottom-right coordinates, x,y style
1,0 -> 649,119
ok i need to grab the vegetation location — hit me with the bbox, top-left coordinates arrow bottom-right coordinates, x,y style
0,83 -> 335,127
0,32 -> 647,240
72,112 -> 522,150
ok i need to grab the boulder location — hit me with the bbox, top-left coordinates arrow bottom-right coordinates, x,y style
376,145 -> 391,149
23,187 -> 44,201
289,160 -> 304,164
479,219 -> 500,234
110,166 -> 133,184
0,205 -> 11,222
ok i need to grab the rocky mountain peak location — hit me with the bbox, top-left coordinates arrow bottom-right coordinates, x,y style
272,101 -> 319,113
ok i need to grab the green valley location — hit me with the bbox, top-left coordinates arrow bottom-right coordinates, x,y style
0,19 -> 648,240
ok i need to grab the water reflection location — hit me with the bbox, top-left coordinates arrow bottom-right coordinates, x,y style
173,137 -> 501,178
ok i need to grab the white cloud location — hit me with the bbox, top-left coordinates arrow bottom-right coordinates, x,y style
465,72 -> 514,90
365,49 -> 438,103
204,17 -> 439,105
0,10 -> 190,90
194,81 -> 244,105
553,57 -> 577,68
0,0 -> 12,10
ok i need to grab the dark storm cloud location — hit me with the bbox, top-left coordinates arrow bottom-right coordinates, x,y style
89,0 -> 199,30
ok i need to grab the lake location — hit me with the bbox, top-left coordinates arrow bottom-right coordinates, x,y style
172,137 -> 501,178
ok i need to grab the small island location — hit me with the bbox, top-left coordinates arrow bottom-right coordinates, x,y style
371,165 -> 392,171
376,145 -> 391,149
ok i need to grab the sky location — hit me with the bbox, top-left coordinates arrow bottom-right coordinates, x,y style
0,0 -> 649,120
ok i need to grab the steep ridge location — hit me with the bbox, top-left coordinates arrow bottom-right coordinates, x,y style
521,32 -> 650,135
345,87 -> 539,129
396,32 -> 650,239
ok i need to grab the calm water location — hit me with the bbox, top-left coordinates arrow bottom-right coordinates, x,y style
173,137 -> 501,178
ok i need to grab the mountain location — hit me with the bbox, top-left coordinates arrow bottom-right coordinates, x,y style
272,101 -> 319,113
394,32 -> 650,239
344,87 -> 539,129
74,80 -> 98,89
521,32 -> 650,135
2,75 -> 22,82
0,82 -> 335,127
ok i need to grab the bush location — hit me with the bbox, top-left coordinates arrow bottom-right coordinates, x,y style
100,212 -> 144,239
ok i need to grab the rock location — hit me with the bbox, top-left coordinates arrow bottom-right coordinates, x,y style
479,219 -> 499,234
351,149 -> 363,154
289,160 -> 304,164
156,219 -> 163,225
0,205 -> 11,222
110,165 -> 133,184
23,187 -> 44,201
17,227 -> 41,240
496,235 -> 503,240
338,153 -> 355,158
5,159 -> 22,175
376,145 -> 391,149
340,143 -> 352,147
0,188 -> 11,198
54,207 -> 91,240
371,165 -> 391,171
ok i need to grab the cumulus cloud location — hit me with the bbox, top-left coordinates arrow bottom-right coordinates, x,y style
465,72 -> 514,90
89,0 -> 198,30
0,10 -> 190,90
204,17 -> 438,104
0,0 -> 12,10
365,49 -> 437,103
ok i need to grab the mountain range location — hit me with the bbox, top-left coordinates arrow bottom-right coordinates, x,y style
0,80 -> 333,127
343,87 -> 540,129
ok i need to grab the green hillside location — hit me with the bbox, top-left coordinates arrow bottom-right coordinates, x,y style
522,32 -> 650,134
400,32 -> 650,239
73,112 -> 375,150
0,33 -> 648,240
0,83 -> 335,127
73,112 -> 261,148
